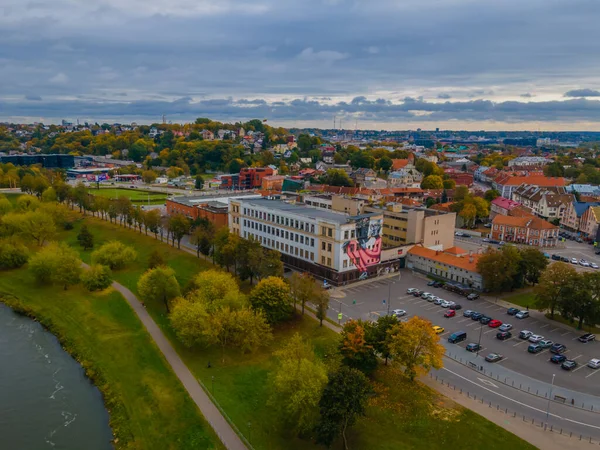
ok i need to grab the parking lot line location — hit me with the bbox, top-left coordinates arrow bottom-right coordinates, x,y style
414,300 -> 428,305
466,322 -> 481,327
493,306 -> 505,311
484,329 -> 497,334
458,318 -> 471,323
586,369 -> 600,379
425,305 -> 438,311
534,349 -> 549,357
550,328 -> 561,332
572,364 -> 587,373
572,336 -> 583,341
530,320 -> 538,325
571,354 -> 583,360
561,331 -> 572,336
513,340 -> 528,347
539,324 -> 549,329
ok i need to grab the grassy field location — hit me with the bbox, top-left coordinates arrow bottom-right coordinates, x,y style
0,269 -> 222,450
67,217 -> 536,450
503,292 -> 537,308
86,187 -> 168,205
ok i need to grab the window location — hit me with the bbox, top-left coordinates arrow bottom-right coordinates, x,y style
351,230 -> 355,238
300,235 -> 304,244
327,257 -> 332,266
321,256 -> 326,264
328,228 -> 333,237
310,252 -> 314,260
322,227 -> 327,236
311,238 -> 315,247
343,260 -> 348,268
327,243 -> 332,252
344,230 -> 349,240
322,242 -> 326,250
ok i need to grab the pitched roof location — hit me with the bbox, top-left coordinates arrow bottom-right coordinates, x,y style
444,246 -> 468,256
408,245 -> 480,272
491,197 -> 521,210
391,159 -> 410,170
573,201 -> 600,217
492,214 -> 557,230
495,175 -> 566,187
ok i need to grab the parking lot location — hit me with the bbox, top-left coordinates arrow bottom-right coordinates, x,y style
326,270 -> 600,395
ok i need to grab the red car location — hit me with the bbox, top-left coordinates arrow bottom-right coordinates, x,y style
488,319 -> 503,328
444,310 -> 456,318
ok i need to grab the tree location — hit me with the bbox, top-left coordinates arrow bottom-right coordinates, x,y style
186,270 -> 246,311
484,189 -> 501,202
558,272 -> 600,330
169,299 -> 209,347
477,247 -> 521,292
167,214 -> 190,249
313,288 -> 330,327
387,316 -> 444,381
81,264 -> 113,291
544,162 -> 565,177
534,262 -> 577,319
143,209 -> 161,237
454,185 -> 469,201
142,170 -> 157,184
366,314 -> 398,365
350,151 -> 375,169
15,194 -> 40,212
458,203 -> 477,228
442,179 -> 456,189
471,197 -> 490,220
28,242 -> 82,289
314,367 -> 371,450
339,320 -> 378,375
520,247 -> 549,285
148,249 -> 166,269
249,276 -> 293,324
0,196 -> 12,215
2,211 -> 56,246
321,169 -> 354,187
77,224 -> 94,250
195,175 -> 203,190
377,156 -> 393,172
138,266 -> 181,313
41,187 -> 57,203
421,175 -> 443,190
0,239 -> 28,269
91,241 -> 137,270
190,224 -> 213,258
269,334 -> 328,435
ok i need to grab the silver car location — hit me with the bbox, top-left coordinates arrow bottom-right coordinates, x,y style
498,323 -> 513,332
528,334 -> 544,343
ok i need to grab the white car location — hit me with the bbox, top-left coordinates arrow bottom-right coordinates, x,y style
482,238 -> 490,242
498,323 -> 513,332
591,263 -> 599,269
571,257 -> 578,264
528,334 -> 544,343
392,309 -> 407,317
407,288 -> 418,294
455,231 -> 465,236
428,295 -> 438,302
441,301 -> 452,308
588,359 -> 600,369
516,311 -> 529,319
580,259 -> 590,267
421,292 -> 433,299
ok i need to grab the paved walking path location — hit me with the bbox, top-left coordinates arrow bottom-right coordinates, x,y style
110,279 -> 247,450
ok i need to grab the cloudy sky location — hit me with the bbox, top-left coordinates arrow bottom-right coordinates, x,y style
2,0 -> 600,130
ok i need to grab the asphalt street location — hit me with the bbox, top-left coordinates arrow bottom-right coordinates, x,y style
326,271 -> 600,397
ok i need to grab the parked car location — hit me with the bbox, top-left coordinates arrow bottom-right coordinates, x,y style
479,316 -> 492,325
580,259 -> 590,267
421,292 -> 432,299
432,326 -> 445,334
413,290 -> 423,297
591,263 -> 599,269
560,256 -> 570,263
467,293 -> 480,300
444,310 -> 456,318
571,257 -> 578,264
528,343 -> 543,353
516,311 -> 529,319
507,307 -> 520,315
588,359 -> 600,369
407,288 -> 418,294
579,334 -> 596,343
550,343 -> 566,354
466,343 -> 481,352
448,331 -> 467,343
519,330 -> 533,339
433,281 -> 444,288
497,331 -> 512,340
470,312 -> 483,321
392,309 -> 407,317
434,298 -> 444,305
485,353 -> 504,363
463,310 -> 474,318
551,254 -> 561,261
539,339 -> 553,349
499,323 -> 513,332
427,296 -> 437,303
561,360 -> 578,371
441,300 -> 453,308
528,334 -> 544,343
427,280 -> 436,286
551,354 -> 567,364
452,304 -> 462,310
488,319 -> 503,328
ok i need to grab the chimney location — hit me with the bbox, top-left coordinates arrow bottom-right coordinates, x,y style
469,255 -> 474,264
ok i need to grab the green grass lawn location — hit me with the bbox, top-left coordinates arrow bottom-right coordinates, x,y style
0,269 -> 222,450
62,217 -> 536,450
503,292 -> 536,308
86,187 -> 168,205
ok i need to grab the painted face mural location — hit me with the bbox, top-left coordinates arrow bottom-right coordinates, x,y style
343,218 -> 382,275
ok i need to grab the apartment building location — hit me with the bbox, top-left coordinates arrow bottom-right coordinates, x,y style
167,193 -> 260,228
492,174 -> 566,199
561,201 -> 600,233
220,167 -> 275,190
491,215 -> 559,247
302,194 -> 365,216
511,184 -> 571,220
228,198 -> 385,284
580,206 -> 600,238
363,203 -> 456,250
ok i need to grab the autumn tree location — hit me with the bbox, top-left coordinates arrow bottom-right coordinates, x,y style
167,213 -> 190,249
186,270 -> 246,311
143,209 -> 161,237
0,239 -> 29,269
249,276 -> 293,324
314,288 -> 330,327
28,242 -> 82,289
269,333 -> 328,435
2,211 -> 56,246
138,266 -> 181,312
314,367 -> 371,450
15,194 -> 40,212
459,203 -> 477,228
339,319 -> 378,375
534,262 -> 577,319
421,175 -> 443,190
91,241 -> 137,270
289,272 -> 322,314
81,264 -> 113,291
387,316 -> 444,381
477,246 -> 521,292
0,196 -> 12,215
147,249 -> 166,269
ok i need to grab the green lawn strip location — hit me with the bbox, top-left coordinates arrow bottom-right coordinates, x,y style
86,188 -> 168,205
65,217 -> 536,450
503,292 -> 537,308
543,313 -> 600,333
0,269 -> 223,450
4,192 -> 20,205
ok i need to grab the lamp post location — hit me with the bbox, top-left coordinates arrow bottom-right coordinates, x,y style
387,281 -> 395,315
546,374 -> 556,420
476,322 -> 484,357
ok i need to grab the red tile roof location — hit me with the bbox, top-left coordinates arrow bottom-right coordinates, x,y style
408,245 -> 480,272
492,214 -> 557,230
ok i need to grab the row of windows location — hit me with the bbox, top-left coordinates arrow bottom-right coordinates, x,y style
243,208 -> 315,233
244,232 -> 315,261
243,219 -> 316,247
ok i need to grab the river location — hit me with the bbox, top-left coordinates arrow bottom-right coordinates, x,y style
0,303 -> 113,449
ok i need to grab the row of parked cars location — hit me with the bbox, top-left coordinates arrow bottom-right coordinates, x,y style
550,254 -> 599,268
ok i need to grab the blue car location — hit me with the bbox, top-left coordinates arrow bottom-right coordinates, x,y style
551,354 -> 567,364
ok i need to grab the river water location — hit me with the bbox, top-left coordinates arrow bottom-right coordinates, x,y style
0,303 -> 113,449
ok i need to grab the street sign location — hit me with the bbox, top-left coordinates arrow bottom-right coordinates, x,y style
382,299 -> 386,305
337,313 -> 343,320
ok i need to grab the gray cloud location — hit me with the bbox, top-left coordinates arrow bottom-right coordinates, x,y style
520,93 -> 533,98
564,89 -> 600,98
437,93 -> 452,99
24,94 -> 42,101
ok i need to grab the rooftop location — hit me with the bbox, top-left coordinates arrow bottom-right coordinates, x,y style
492,214 -> 557,230
168,192 -> 260,207
408,245 -> 480,272
491,197 -> 521,210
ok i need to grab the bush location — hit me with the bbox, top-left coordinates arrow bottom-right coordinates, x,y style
29,242 -> 82,289
148,249 -> 165,269
81,264 -> 113,291
91,241 -> 137,270
0,240 -> 29,269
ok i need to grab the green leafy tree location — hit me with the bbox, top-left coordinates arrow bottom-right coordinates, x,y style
249,276 -> 293,324
314,288 -> 330,327
519,247 -> 549,285
314,367 -> 371,450
534,262 -> 577,319
484,189 -> 501,202
420,175 -> 443,190
321,169 -> 354,187
459,203 -> 477,228
138,266 -> 181,312
148,249 -> 166,269
77,224 -> 94,250
16,194 -> 40,212
0,196 -> 12,215
2,211 -> 56,246
28,242 -> 81,289
81,264 -> 113,291
167,214 -> 190,249
377,155 -> 393,171
476,247 -> 521,292
186,270 -> 246,311
269,333 -> 328,435
41,187 -> 57,203
339,319 -> 378,375
454,185 -> 469,201
91,241 -> 137,270
366,314 -> 398,365
559,272 -> 600,330
442,179 -> 456,190
0,239 -> 28,269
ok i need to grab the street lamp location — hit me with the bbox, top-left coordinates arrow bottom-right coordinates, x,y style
476,322 -> 484,357
387,281 -> 395,315
546,374 -> 556,420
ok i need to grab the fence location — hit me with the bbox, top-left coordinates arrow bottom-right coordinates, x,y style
444,350 -> 600,413
429,372 -> 600,445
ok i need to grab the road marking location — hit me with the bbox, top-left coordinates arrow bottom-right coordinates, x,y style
484,329 -> 497,334
571,354 -> 583,361
529,320 -> 538,325
440,367 -> 600,431
561,331 -> 572,336
572,336 -> 583,341
550,328 -> 561,332
477,377 -> 499,388
534,349 -> 549,357
513,340 -> 528,347
493,307 -> 505,311
586,369 -> 600,379
572,364 -> 587,373
466,322 -> 481,327
458,318 -> 471,323
539,324 -> 549,329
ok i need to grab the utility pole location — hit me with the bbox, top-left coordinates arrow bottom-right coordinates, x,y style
546,374 -> 556,419
476,322 -> 484,356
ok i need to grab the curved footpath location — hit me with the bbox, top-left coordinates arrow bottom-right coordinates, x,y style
111,281 -> 247,450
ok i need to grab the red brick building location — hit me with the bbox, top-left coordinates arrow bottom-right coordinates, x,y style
445,171 -> 473,187
220,167 -> 275,190
166,198 -> 229,229
491,215 -> 559,247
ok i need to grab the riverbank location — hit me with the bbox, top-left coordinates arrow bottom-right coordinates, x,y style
0,270 -> 222,450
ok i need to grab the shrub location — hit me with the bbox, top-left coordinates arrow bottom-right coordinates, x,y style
0,240 -> 29,269
29,242 -> 81,289
91,241 -> 137,270
82,265 -> 113,291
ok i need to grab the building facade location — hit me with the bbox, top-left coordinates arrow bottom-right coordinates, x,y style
561,201 -> 600,233
229,198 -> 386,284
491,215 -> 559,247
580,206 -> 600,238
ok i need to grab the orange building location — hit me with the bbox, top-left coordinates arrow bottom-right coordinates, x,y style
491,215 -> 559,247
261,175 -> 285,191
166,198 -> 229,228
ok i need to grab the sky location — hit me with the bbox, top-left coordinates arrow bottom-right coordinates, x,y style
2,0 -> 600,130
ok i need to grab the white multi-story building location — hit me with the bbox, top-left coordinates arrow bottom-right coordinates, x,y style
229,198 -> 384,285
